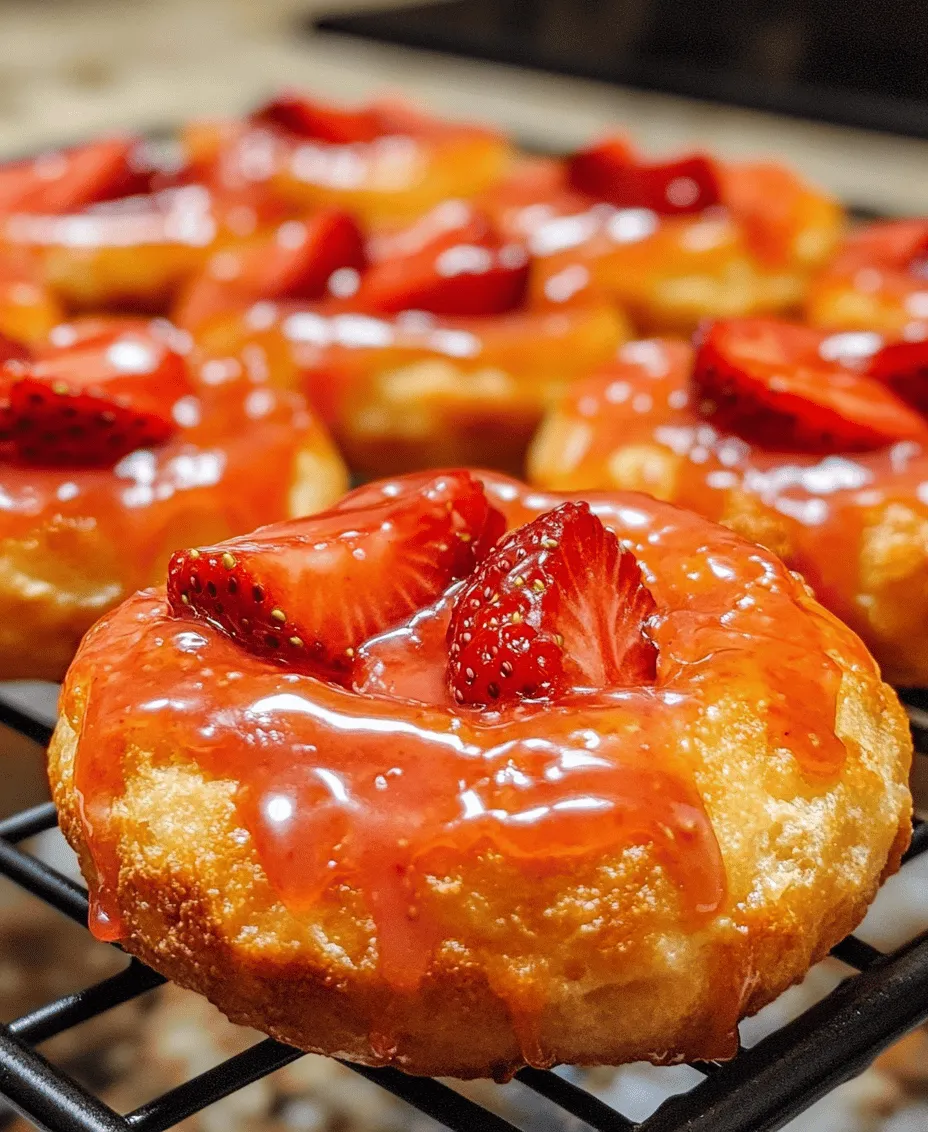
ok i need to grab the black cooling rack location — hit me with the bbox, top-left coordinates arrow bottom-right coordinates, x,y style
0,696 -> 927,1132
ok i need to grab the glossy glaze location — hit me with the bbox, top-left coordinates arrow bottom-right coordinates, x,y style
0,329 -> 329,606
194,299 -> 627,475
483,157 -> 841,331
530,337 -> 928,645
806,219 -> 928,337
67,473 -> 860,995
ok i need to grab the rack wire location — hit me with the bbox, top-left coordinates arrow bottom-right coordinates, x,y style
0,694 -> 926,1132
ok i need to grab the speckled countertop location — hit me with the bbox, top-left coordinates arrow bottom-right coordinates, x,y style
1,0 -> 928,215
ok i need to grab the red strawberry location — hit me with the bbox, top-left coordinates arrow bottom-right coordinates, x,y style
167,471 -> 502,679
251,93 -> 381,144
568,137 -> 721,215
0,138 -> 149,215
335,470 -> 506,560
1,320 -> 190,466
866,338 -> 928,416
0,330 -> 30,365
693,318 -> 926,452
355,210 -> 529,317
447,502 -> 657,707
174,210 -> 366,327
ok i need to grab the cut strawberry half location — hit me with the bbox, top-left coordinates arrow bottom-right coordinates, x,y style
251,93 -> 382,144
693,318 -> 926,452
355,210 -> 529,317
167,471 -> 503,679
866,338 -> 928,416
568,136 -> 721,215
174,210 -> 366,327
0,138 -> 149,215
0,330 -> 30,366
1,320 -> 191,466
447,501 -> 658,707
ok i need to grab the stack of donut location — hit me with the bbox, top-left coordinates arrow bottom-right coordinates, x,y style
3,89 -> 915,1078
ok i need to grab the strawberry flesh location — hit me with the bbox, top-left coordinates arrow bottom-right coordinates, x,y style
568,137 -> 721,215
0,320 -> 190,466
251,94 -> 382,144
866,338 -> 928,416
355,209 -> 529,317
0,138 -> 150,215
0,331 -> 29,366
167,471 -> 503,680
693,318 -> 926,452
447,502 -> 657,707
175,210 -> 366,327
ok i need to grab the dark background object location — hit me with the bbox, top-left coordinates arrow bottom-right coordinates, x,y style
316,0 -> 928,139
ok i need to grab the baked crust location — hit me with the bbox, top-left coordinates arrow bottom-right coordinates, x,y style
48,483 -> 912,1079
528,339 -> 928,686
0,427 -> 347,682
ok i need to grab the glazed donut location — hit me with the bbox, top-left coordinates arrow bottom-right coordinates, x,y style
482,140 -> 843,333
529,318 -> 928,685
0,315 -> 347,681
192,201 -> 629,476
197,92 -> 514,226
806,219 -> 928,336
49,469 -> 911,1078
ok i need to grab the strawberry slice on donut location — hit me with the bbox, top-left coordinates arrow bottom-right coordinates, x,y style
355,209 -> 529,317
251,93 -> 382,144
167,471 -> 502,680
0,330 -> 29,365
0,320 -> 191,465
866,337 -> 928,417
693,318 -> 926,452
0,137 -> 149,214
447,501 -> 658,706
568,136 -> 721,215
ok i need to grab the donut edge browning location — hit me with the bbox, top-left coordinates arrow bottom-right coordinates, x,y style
0,427 -> 348,684
47,597 -> 912,1079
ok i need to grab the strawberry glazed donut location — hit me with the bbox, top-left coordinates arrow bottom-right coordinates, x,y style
207,92 -> 514,225
529,319 -> 928,685
483,137 -> 843,334
49,469 -> 911,1078
0,316 -> 347,681
193,200 -> 629,476
806,219 -> 928,337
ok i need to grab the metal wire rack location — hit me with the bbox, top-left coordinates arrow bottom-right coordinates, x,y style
1,694 -> 927,1132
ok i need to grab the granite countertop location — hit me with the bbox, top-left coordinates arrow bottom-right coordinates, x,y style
0,0 -> 927,214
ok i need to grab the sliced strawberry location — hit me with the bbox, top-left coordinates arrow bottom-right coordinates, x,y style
167,471 -> 502,679
356,211 -> 529,316
866,338 -> 928,416
0,330 -> 30,365
693,318 -> 926,452
174,210 -> 366,327
1,320 -> 190,466
334,469 -> 506,558
447,502 -> 657,706
568,136 -> 721,215
251,93 -> 382,144
0,138 -> 149,215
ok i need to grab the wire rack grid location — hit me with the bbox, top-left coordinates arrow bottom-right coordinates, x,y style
0,695 -> 926,1132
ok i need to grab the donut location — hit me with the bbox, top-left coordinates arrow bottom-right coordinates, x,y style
191,200 -> 630,476
529,318 -> 928,685
202,92 -> 514,225
49,468 -> 911,1078
806,219 -> 928,336
0,315 -> 347,681
482,140 -> 843,333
